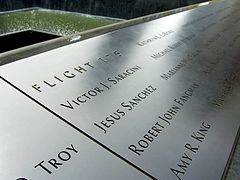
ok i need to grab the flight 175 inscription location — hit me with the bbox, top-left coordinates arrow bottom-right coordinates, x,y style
0,0 -> 240,179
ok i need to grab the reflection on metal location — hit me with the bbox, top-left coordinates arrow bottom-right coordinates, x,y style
0,2 -> 201,65
0,0 -> 240,179
69,35 -> 81,42
0,80 -> 148,180
199,2 -> 211,6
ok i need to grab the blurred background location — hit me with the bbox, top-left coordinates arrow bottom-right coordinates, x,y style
0,0 -> 208,19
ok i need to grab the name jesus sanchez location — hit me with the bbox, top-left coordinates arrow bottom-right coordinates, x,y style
94,85 -> 157,134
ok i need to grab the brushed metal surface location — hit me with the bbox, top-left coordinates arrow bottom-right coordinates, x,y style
0,0 -> 240,179
0,80 -> 148,180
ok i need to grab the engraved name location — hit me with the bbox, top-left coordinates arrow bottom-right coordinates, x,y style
128,83 -> 199,155
60,65 -> 142,109
94,84 -> 157,134
151,34 -> 195,60
34,144 -> 78,175
170,121 -> 211,180
136,30 -> 174,46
